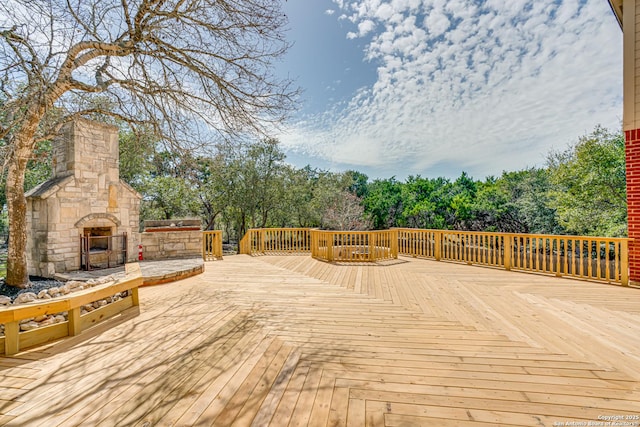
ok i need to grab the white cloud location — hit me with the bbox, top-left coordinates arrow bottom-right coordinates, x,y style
357,19 -> 377,37
325,9 -> 336,15
375,3 -> 394,20
424,9 -> 450,37
280,0 -> 622,179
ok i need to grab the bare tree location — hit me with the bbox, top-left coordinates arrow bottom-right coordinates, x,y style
0,0 -> 296,287
323,191 -> 371,231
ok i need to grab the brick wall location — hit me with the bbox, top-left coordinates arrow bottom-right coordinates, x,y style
626,128 -> 640,283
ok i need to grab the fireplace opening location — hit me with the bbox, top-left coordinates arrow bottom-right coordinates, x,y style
84,227 -> 112,251
80,228 -> 127,271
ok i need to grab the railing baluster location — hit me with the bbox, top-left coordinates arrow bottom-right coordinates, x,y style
597,240 -> 603,280
586,239 -> 592,279
561,238 -> 567,277
604,241 -> 615,282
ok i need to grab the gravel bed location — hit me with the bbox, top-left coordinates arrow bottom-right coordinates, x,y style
0,277 -> 64,303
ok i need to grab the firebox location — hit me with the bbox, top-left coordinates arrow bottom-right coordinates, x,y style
80,230 -> 127,271
84,227 -> 112,250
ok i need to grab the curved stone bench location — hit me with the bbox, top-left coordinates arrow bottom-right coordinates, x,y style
0,263 -> 143,356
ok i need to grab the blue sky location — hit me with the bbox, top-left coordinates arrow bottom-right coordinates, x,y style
273,0 -> 623,180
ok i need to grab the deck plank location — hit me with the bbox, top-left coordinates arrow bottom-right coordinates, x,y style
0,254 -> 638,426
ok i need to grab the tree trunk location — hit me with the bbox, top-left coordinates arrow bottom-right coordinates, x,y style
205,211 -> 219,230
5,144 -> 32,288
5,104 -> 46,288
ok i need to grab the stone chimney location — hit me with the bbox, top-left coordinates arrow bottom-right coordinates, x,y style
26,119 -> 141,277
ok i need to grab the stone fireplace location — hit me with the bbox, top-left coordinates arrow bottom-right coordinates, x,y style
26,119 -> 142,277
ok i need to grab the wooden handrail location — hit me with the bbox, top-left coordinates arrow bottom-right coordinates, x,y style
0,263 -> 142,355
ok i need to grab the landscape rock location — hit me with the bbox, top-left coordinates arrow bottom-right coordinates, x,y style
0,295 -> 11,305
14,292 -> 37,304
20,321 -> 39,331
97,276 -> 113,285
47,287 -> 60,296
34,315 -> 48,322
54,315 -> 66,323
38,317 -> 55,327
67,280 -> 83,289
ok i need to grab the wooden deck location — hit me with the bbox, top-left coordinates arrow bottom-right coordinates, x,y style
1,255 -> 639,426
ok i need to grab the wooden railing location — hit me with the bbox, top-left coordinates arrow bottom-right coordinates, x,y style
202,230 -> 223,260
237,227 -> 629,285
239,228 -> 312,255
509,234 -> 628,285
0,263 -> 142,356
396,228 -> 629,286
311,230 -> 398,262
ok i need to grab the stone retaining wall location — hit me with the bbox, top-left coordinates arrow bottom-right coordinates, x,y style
141,230 -> 202,260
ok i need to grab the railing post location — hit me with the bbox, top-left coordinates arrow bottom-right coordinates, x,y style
369,231 -> 374,261
4,321 -> 19,356
131,287 -> 140,306
621,239 -> 629,286
202,232 -> 205,260
435,231 -> 442,261
504,235 -> 512,271
327,232 -> 334,262
68,307 -> 82,336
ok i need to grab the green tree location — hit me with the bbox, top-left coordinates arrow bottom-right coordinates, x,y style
449,172 -> 478,229
363,178 -> 404,229
271,165 -> 321,228
219,138 -> 287,241
190,154 -> 231,231
343,170 -> 369,198
140,175 -> 200,221
547,126 -> 626,236
473,169 -> 563,233
118,127 -> 157,189
400,174 -> 478,230
401,176 -> 447,229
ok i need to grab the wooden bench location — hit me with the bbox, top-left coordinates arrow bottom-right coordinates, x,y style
0,263 -> 142,356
